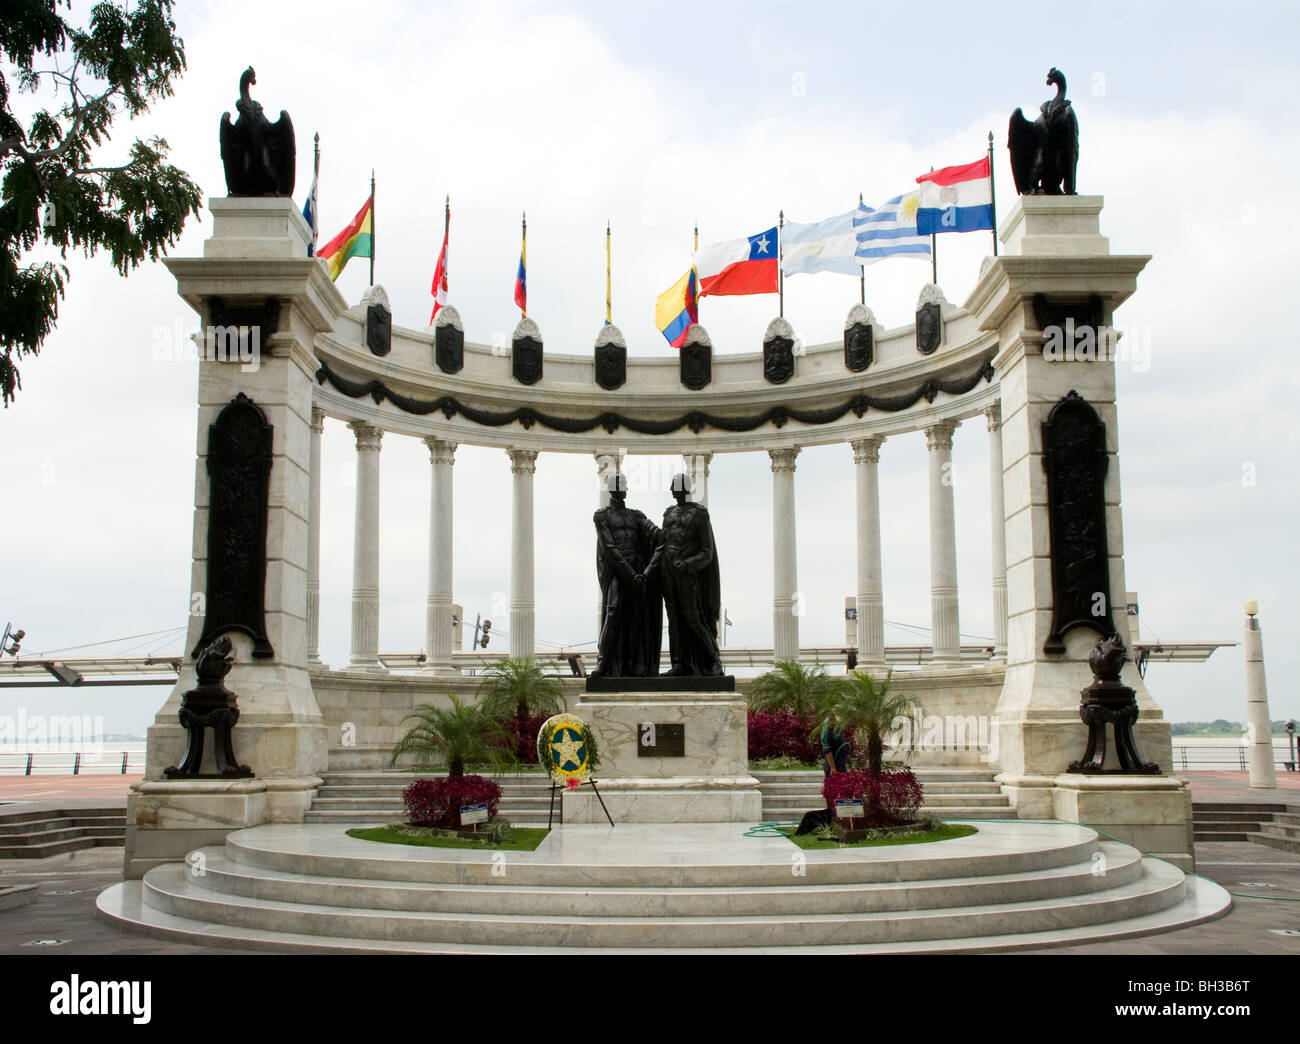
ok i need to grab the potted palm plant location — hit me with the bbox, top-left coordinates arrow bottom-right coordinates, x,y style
390,696 -> 514,834
475,656 -> 567,762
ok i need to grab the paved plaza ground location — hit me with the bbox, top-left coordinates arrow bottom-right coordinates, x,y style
2,772 -> 1297,956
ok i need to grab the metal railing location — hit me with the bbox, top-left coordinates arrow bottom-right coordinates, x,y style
0,751 -> 146,776
1173,745 -> 1297,772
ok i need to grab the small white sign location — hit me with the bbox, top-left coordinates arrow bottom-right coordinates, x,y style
460,802 -> 489,826
834,799 -> 864,820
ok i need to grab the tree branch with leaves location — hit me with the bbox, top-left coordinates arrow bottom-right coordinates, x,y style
1,0 -> 202,405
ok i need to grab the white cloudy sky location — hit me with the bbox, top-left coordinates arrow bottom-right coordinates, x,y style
3,0 -> 1299,735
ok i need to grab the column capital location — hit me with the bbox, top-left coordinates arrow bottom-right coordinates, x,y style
593,449 -> 626,465
424,437 -> 457,466
924,420 -> 958,451
508,447 -> 539,474
349,421 -> 384,452
310,405 -> 326,433
768,446 -> 800,473
850,436 -> 885,465
983,402 -> 1003,432
684,450 -> 714,476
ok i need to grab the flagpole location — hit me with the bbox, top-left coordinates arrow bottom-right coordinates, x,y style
929,165 -> 937,285
987,130 -> 999,257
858,191 -> 866,306
778,210 -> 784,318
443,192 -> 450,298
369,169 -> 376,287
521,210 -> 527,319
693,221 -> 699,324
605,220 -> 612,324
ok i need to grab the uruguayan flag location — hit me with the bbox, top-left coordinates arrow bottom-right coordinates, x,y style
854,190 -> 932,265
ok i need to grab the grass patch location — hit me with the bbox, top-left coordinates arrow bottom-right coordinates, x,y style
347,823 -> 550,851
749,756 -> 820,771
779,821 -> 978,850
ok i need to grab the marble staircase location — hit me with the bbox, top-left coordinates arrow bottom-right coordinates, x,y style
96,820 -> 1231,953
304,768 -> 1016,827
0,806 -> 126,858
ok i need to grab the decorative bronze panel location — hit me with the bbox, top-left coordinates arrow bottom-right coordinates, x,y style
366,301 -> 392,356
680,341 -> 712,390
844,321 -> 873,372
763,332 -> 795,384
513,334 -> 543,385
1041,390 -> 1116,655
916,301 -> 942,355
194,393 -> 274,659
594,338 -> 626,391
434,320 -> 464,374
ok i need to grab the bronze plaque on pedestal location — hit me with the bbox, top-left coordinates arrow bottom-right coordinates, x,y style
637,723 -> 685,757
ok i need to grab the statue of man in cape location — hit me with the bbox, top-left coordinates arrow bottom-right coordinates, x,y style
590,472 -> 663,679
651,473 -> 723,677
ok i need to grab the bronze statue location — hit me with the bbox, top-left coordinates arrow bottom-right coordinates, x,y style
590,473 -> 663,679
164,636 -> 253,778
1008,68 -> 1079,195
651,474 -> 723,677
220,67 -> 295,197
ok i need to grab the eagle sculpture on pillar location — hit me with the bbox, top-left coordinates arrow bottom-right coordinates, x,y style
1008,68 -> 1079,195
219,67 -> 296,197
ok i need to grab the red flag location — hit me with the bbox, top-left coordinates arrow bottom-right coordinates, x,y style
429,227 -> 448,323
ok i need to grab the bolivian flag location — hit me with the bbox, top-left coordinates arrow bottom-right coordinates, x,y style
318,194 -> 373,281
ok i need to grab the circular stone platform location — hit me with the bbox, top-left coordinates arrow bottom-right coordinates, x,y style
96,821 -> 1230,954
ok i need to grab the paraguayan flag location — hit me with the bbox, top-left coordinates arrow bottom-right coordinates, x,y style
780,209 -> 862,277
854,190 -> 932,265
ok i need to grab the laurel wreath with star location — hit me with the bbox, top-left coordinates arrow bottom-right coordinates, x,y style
536,713 -> 599,785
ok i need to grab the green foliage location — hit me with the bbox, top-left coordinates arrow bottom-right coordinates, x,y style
747,660 -> 837,720
389,696 -> 516,778
347,824 -> 550,851
475,655 -> 565,722
783,821 -> 977,850
749,755 -> 820,771
1,0 -> 202,404
826,669 -> 924,777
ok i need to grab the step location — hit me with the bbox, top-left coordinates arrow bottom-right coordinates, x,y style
752,770 -> 998,784
133,857 -> 1189,949
1194,831 -> 1252,843
762,807 -> 1015,823
757,781 -> 1004,796
181,841 -> 1145,918
1250,832 -> 1300,855
302,811 -> 552,826
0,837 -> 99,859
0,816 -> 74,836
1191,802 -> 1289,815
97,870 -> 1230,955
1193,819 -> 1263,833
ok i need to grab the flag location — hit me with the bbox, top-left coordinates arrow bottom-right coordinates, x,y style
853,192 -> 932,265
318,194 -> 373,281
695,227 -> 778,297
302,166 -> 318,257
430,216 -> 449,324
514,233 -> 527,315
781,209 -> 861,277
915,157 -> 994,235
655,267 -> 698,348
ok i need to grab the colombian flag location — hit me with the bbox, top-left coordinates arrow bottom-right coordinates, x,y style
318,194 -> 373,281
514,234 -> 527,315
654,267 -> 698,348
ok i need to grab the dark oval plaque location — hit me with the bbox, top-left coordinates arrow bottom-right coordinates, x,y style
594,332 -> 626,391
366,302 -> 392,357
763,334 -> 795,384
844,321 -> 873,372
681,341 -> 711,390
916,301 -> 942,355
434,316 -> 464,374
513,335 -> 543,385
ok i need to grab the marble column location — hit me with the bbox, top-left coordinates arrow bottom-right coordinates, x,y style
348,422 -> 384,671
306,406 -> 325,666
925,421 -> 960,665
851,436 -> 886,665
424,438 -> 457,674
985,404 -> 1008,661
769,447 -> 800,662
683,451 -> 712,506
508,448 -> 538,659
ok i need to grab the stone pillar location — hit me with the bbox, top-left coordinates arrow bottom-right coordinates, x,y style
1244,603 -> 1276,789
769,447 -> 800,662
985,404 -> 1008,661
306,406 -> 325,666
348,422 -> 384,672
925,421 -> 960,665
509,448 -> 538,659
968,196 -> 1190,867
423,438 -> 457,674
683,451 -> 712,507
850,436 -> 885,665
131,197 -> 346,877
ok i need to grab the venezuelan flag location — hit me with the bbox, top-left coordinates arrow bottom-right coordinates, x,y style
655,267 -> 698,348
318,194 -> 373,281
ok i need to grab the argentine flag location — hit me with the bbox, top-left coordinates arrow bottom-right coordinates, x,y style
854,191 -> 932,265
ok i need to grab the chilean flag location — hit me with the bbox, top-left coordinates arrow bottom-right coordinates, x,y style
915,157 -> 994,235
695,227 -> 779,297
